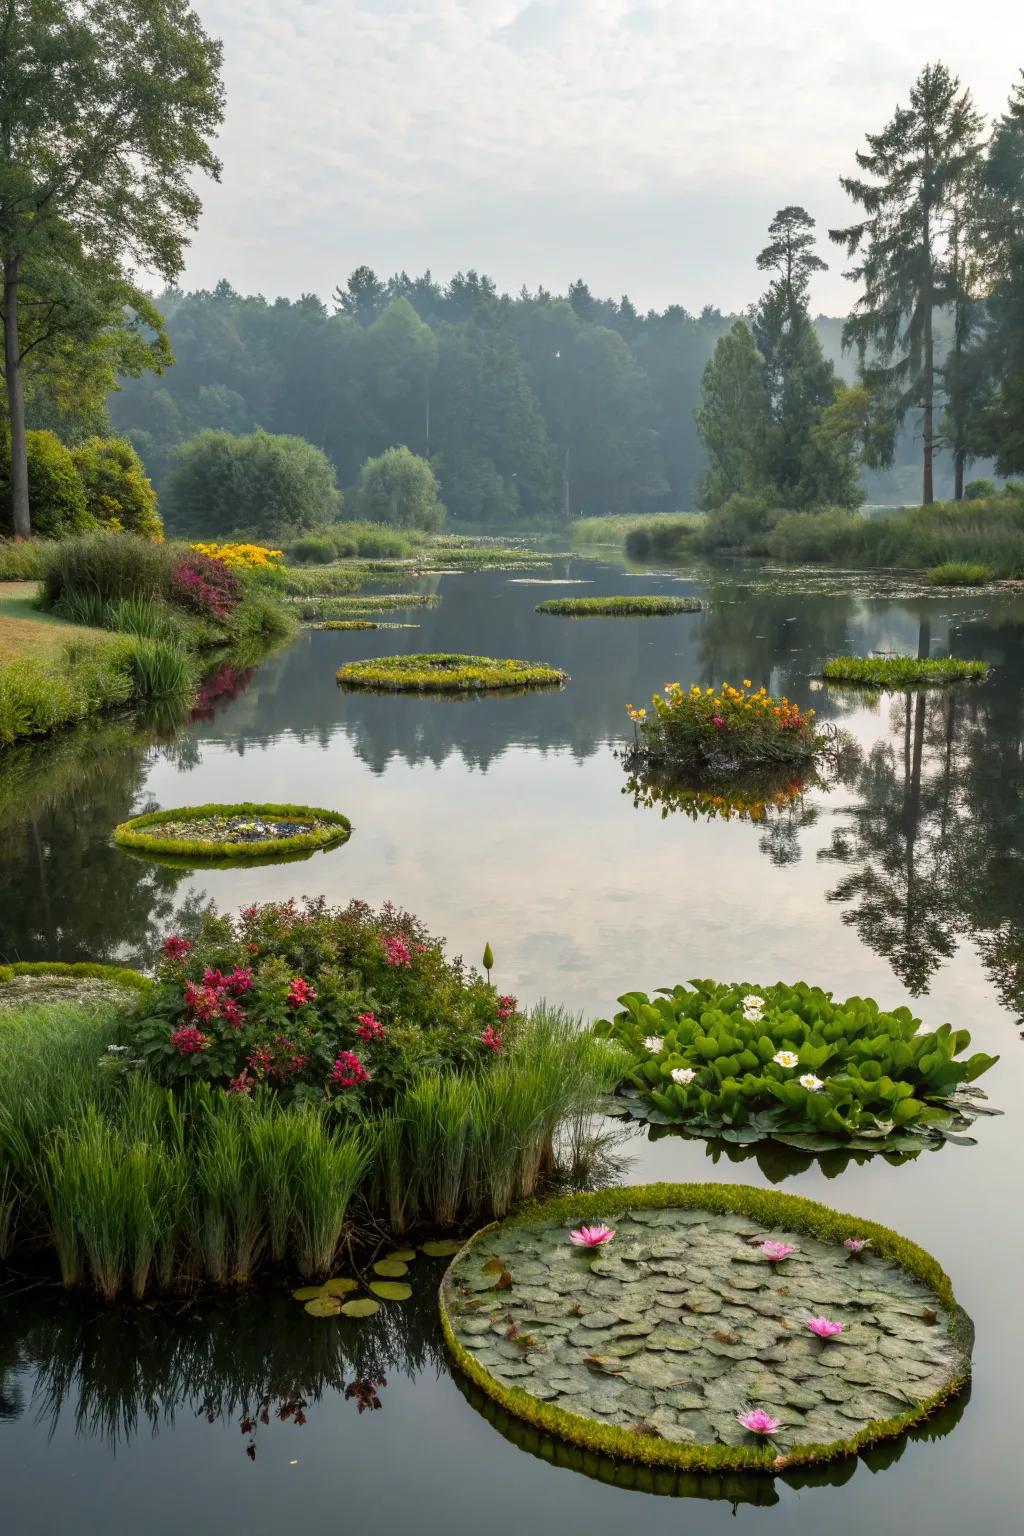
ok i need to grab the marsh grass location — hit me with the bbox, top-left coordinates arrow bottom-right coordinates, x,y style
536,595 -> 702,617
822,655 -> 989,687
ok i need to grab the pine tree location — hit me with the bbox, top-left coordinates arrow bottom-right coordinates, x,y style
694,320 -> 769,509
830,62 -> 984,504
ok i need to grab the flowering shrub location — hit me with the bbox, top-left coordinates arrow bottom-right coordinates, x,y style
169,549 -> 243,623
128,898 -> 519,1110
595,979 -> 998,1148
626,679 -> 821,771
190,541 -> 284,572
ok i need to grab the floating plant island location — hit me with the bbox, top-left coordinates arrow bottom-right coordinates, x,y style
337,653 -> 568,693
822,656 -> 989,687
113,802 -> 352,864
536,596 -> 703,617
0,961 -> 152,1012
440,1184 -> 972,1472
625,680 -> 825,777
596,981 -> 998,1152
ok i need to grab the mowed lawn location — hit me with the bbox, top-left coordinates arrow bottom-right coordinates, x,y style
0,582 -> 108,664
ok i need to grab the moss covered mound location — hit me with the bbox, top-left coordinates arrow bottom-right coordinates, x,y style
113,802 -> 352,862
440,1184 -> 971,1473
822,656 -> 988,687
337,653 -> 568,693
536,596 -> 703,617
0,961 -> 152,1012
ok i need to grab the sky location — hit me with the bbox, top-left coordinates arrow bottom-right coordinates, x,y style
186,0 -> 1020,317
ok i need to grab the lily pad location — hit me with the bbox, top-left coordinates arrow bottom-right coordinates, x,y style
373,1259 -> 409,1278
304,1295 -> 342,1317
292,1285 -> 327,1301
323,1277 -> 360,1295
422,1238 -> 463,1257
340,1297 -> 381,1318
386,1248 -> 417,1262
370,1280 -> 413,1301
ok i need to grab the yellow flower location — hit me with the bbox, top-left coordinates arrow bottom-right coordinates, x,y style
743,679 -> 752,688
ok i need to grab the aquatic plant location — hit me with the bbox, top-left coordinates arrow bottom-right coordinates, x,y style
925,562 -> 993,586
536,595 -> 702,616
113,802 -> 352,862
626,679 -> 822,773
337,652 -> 568,693
806,1316 -> 844,1338
595,978 -> 998,1148
568,1223 -> 615,1246
737,1409 -> 780,1435
822,655 -> 989,687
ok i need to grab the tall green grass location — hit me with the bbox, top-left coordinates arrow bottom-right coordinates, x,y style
569,512 -> 705,557
0,1000 -> 625,1297
0,538 -> 53,580
767,497 -> 1024,577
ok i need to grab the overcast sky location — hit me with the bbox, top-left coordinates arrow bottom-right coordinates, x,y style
187,0 -> 1019,317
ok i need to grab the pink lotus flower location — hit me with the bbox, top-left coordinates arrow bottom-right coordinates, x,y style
807,1316 -> 844,1339
569,1224 -> 615,1247
761,1241 -> 796,1263
844,1237 -> 871,1254
737,1408 -> 780,1435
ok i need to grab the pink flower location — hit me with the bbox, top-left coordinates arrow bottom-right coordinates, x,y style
569,1224 -> 616,1248
356,1011 -> 386,1042
220,997 -> 247,1029
382,936 -> 412,968
737,1408 -> 780,1435
227,967 -> 255,996
227,1069 -> 253,1095
844,1237 -> 871,1254
807,1316 -> 844,1339
496,994 -> 517,1021
711,715 -> 725,728
248,1046 -> 275,1073
182,981 -> 221,1022
162,935 -> 192,960
761,1241 -> 796,1263
480,1025 -> 503,1053
203,967 -> 228,991
331,1050 -> 369,1089
239,904 -> 260,922
286,976 -> 317,1008
171,1024 -> 210,1056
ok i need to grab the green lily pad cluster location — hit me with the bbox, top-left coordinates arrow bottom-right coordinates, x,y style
822,656 -> 989,687
113,801 -> 352,862
336,653 -> 568,693
291,1240 -> 463,1321
440,1186 -> 971,1472
595,980 -> 998,1150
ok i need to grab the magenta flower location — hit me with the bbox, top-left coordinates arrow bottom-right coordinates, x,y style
844,1237 -> 871,1254
569,1223 -> 615,1247
711,715 -> 725,728
331,1050 -> 369,1089
170,1024 -> 210,1056
480,1025 -> 503,1053
286,976 -> 317,1007
162,935 -> 192,960
356,1011 -> 386,1043
737,1408 -> 780,1435
807,1316 -> 844,1339
761,1240 -> 796,1263
382,935 -> 412,968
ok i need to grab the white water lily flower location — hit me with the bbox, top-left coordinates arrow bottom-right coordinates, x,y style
742,994 -> 764,1011
670,1067 -> 696,1085
644,1035 -> 665,1053
773,1050 -> 799,1069
799,1073 -> 824,1092
742,1006 -> 763,1021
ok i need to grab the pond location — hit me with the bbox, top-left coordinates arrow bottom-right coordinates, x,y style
2,556 -> 1023,1532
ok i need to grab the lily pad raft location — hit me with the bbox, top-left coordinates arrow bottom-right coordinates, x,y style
441,1184 -> 972,1473
113,802 -> 352,863
337,653 -> 568,694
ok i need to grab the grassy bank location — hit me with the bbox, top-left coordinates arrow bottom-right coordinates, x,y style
765,495 -> 1024,577
569,513 -> 705,560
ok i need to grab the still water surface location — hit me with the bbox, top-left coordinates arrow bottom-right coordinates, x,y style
1,559 -> 1022,1533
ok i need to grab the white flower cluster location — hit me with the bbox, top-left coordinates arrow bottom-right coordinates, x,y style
742,993 -> 765,1022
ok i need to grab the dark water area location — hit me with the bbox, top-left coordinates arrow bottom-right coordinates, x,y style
2,557 -> 1023,1533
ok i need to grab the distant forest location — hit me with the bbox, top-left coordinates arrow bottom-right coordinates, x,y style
107,272 -> 954,526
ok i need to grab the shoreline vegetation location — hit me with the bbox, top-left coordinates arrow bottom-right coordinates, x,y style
822,656 -> 989,688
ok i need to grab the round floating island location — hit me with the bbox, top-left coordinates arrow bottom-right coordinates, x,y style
113,802 -> 352,864
441,1185 -> 971,1472
337,653 -> 568,693
536,596 -> 702,617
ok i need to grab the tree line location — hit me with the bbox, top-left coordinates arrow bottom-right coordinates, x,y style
1,9 -> 1021,535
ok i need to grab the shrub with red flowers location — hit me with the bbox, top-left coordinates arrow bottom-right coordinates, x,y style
169,549 -> 243,624
125,897 -> 522,1110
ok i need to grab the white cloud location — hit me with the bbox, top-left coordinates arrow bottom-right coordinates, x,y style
187,0 -> 1018,313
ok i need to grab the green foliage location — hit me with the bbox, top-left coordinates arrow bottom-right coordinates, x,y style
536,595 -> 702,616
963,478 -> 997,499
698,493 -> 775,553
0,538 -> 53,580
337,652 -> 567,692
71,437 -> 162,540
0,961 -> 152,995
280,564 -> 367,598
164,429 -> 342,540
42,532 -> 174,608
0,431 -> 90,539
568,512 -> 704,554
291,593 -> 441,618
694,322 -> 769,510
441,1181 -> 970,1474
286,521 -> 418,563
353,446 -> 446,531
113,803 -> 352,861
627,679 -> 821,772
822,656 -> 989,687
926,562 -> 993,585
594,980 -> 998,1146
764,497 -> 1024,577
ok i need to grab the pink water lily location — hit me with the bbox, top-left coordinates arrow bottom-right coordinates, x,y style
844,1237 -> 871,1254
807,1316 -> 844,1339
569,1224 -> 616,1248
737,1408 -> 780,1435
761,1240 -> 796,1263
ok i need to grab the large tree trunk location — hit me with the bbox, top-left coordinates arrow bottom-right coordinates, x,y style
922,301 -> 934,507
954,450 -> 965,501
3,258 -> 30,537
